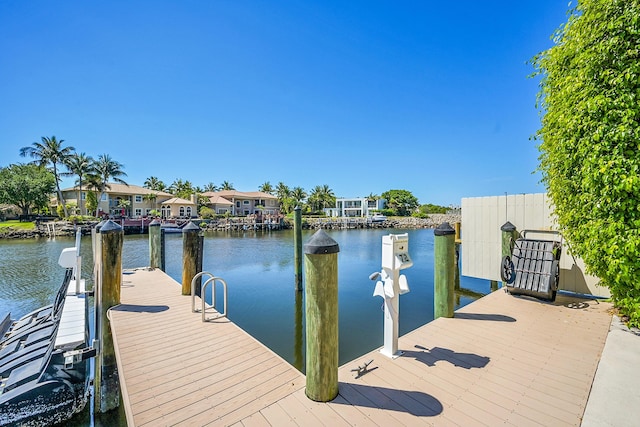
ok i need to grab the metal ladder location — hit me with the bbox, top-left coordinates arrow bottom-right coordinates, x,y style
191,272 -> 228,322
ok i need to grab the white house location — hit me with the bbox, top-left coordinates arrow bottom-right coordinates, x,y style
325,197 -> 386,217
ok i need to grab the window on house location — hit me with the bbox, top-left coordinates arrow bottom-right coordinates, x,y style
179,207 -> 185,217
81,192 -> 86,200
135,195 -> 143,203
145,209 -> 152,215
243,200 -> 250,205
186,207 -> 192,217
101,194 -> 108,201
135,209 -> 142,217
236,201 -> 240,208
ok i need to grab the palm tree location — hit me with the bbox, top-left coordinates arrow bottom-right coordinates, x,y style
63,152 -> 94,215
259,181 -> 274,195
203,182 -> 217,192
220,181 -> 235,191
275,182 -> 291,201
143,192 -> 158,212
309,184 -> 336,212
93,154 -> 128,214
20,136 -> 75,217
168,179 -> 196,199
143,176 -> 166,192
291,187 -> 307,206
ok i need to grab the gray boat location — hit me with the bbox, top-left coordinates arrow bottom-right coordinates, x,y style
0,243 -> 94,426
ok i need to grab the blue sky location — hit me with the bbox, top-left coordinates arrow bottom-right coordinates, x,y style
0,1 -> 568,206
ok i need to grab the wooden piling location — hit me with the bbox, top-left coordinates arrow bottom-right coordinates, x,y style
182,221 -> 202,296
149,219 -> 161,269
95,220 -> 123,413
294,206 -> 303,291
304,230 -> 339,402
434,222 -> 455,319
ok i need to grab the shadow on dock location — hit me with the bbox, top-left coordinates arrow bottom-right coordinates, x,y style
404,345 -> 491,369
110,304 -> 169,313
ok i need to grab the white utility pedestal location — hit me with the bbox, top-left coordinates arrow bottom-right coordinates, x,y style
372,233 -> 413,358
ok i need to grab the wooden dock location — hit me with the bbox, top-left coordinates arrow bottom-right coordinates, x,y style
110,269 -> 612,426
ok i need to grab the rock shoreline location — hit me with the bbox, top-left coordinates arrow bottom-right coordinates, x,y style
0,213 -> 461,239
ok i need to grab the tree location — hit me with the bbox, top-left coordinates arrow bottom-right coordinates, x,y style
258,181 -> 274,195
85,191 -> 98,217
92,154 -> 128,212
203,182 -> 218,192
532,0 -> 640,326
19,136 -> 75,217
291,187 -> 307,207
143,176 -> 166,192
381,189 -> 419,216
275,182 -> 291,201
168,179 -> 196,199
308,185 -> 336,212
220,181 -> 235,191
0,164 -> 56,216
64,152 -> 94,216
143,192 -> 158,212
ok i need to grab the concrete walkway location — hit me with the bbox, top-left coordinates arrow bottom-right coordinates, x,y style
582,315 -> 640,426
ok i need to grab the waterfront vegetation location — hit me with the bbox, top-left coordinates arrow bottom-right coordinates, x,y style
533,0 -> 640,327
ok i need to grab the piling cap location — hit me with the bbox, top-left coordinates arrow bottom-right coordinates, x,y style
182,221 -> 201,233
149,219 -> 161,226
304,229 -> 340,254
501,221 -> 517,232
99,219 -> 122,233
434,222 -> 455,236
95,219 -> 107,231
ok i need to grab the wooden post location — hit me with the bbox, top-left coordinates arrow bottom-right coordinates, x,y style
434,222 -> 455,319
149,219 -> 161,269
95,220 -> 123,413
160,228 -> 166,271
294,289 -> 303,372
454,222 -> 461,291
182,221 -> 202,295
294,206 -> 303,291
501,221 -> 517,288
304,230 -> 339,402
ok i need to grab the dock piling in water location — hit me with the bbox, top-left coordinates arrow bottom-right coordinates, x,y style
304,229 -> 339,402
149,219 -> 161,269
182,221 -> 202,296
294,206 -> 302,291
95,220 -> 123,413
434,222 -> 456,319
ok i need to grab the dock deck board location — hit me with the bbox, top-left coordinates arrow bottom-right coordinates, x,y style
111,268 -> 612,426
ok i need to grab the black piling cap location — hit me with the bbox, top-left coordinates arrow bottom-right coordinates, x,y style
501,221 -> 516,232
304,229 -> 340,255
95,219 -> 107,231
182,221 -> 201,233
99,219 -> 122,234
434,222 -> 455,236
149,219 -> 161,226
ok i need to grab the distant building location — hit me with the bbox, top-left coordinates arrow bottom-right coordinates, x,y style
201,190 -> 280,216
325,197 -> 386,217
58,183 -> 196,219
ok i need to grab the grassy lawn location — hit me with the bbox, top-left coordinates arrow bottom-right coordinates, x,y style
0,220 -> 35,230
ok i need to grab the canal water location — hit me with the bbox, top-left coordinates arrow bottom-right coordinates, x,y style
0,228 -> 489,425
